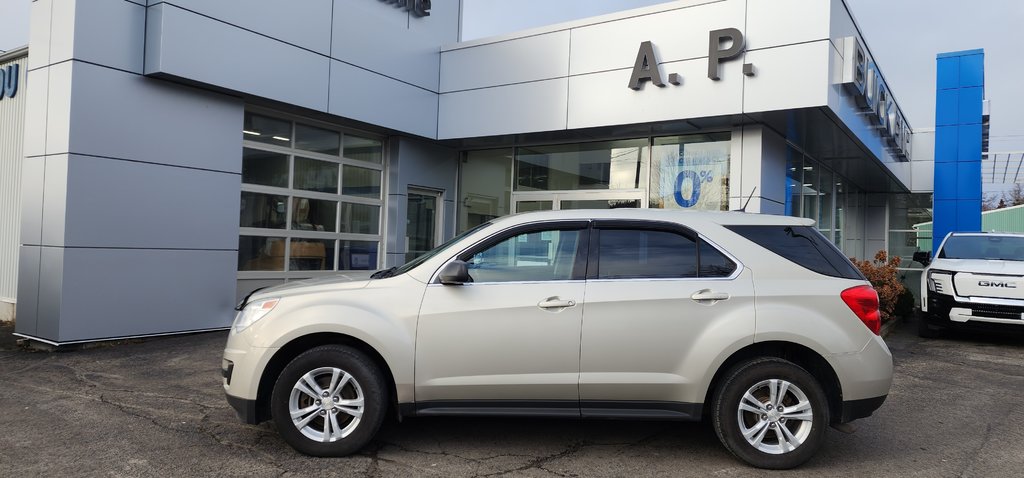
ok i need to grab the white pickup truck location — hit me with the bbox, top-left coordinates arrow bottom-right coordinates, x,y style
918,232 -> 1024,337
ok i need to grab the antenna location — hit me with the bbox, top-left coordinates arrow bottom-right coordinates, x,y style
738,187 -> 757,212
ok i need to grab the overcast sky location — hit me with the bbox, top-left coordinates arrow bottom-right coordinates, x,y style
2,0 -> 1021,167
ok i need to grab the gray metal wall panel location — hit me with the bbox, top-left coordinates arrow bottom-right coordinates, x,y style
67,62 -> 243,172
40,155 -> 68,247
156,0 -> 333,55
22,68 -> 46,158
69,0 -> 146,73
440,30 -> 569,93
332,0 -> 459,92
36,246 -> 64,340
62,155 -> 241,250
19,158 -> 43,247
44,61 -> 72,155
27,0 -> 52,71
745,0 -> 830,50
57,248 -> 237,341
438,78 -> 568,139
144,3 -> 330,111
0,54 -> 28,301
13,247 -> 41,335
329,60 -> 438,139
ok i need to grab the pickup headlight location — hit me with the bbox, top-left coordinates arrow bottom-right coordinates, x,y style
232,298 -> 279,333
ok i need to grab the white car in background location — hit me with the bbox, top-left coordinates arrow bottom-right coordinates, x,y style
919,232 -> 1024,337
222,210 -> 893,469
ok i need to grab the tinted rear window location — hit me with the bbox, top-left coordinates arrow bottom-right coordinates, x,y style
726,225 -> 864,280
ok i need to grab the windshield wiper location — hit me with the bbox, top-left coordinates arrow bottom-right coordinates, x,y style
370,267 -> 398,279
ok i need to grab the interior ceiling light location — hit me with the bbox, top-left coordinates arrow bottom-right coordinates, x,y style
242,130 -> 260,136
272,136 -> 290,141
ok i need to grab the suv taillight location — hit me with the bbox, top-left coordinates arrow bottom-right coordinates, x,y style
841,285 -> 881,335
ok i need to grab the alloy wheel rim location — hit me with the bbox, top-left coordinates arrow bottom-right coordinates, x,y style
289,367 -> 365,442
736,379 -> 814,454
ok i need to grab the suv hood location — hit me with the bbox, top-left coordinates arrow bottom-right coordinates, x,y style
254,271 -> 375,298
930,258 -> 1024,275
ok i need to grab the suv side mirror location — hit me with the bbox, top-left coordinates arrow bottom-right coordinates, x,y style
438,260 -> 471,285
913,251 -> 931,267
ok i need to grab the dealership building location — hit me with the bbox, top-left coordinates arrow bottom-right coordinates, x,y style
0,0 -> 954,344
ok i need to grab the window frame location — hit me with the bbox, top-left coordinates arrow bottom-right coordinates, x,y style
238,109 -> 386,279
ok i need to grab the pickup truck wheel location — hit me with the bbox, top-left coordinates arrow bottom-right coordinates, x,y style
917,312 -> 941,338
271,345 -> 387,456
712,358 -> 828,469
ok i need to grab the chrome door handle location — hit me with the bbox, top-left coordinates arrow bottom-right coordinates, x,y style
691,290 -> 729,302
538,297 -> 577,309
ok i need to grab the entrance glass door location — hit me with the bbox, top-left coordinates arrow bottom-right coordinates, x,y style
512,191 -> 644,213
406,188 -> 443,263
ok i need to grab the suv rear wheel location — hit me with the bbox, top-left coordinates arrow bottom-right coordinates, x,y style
712,358 -> 829,469
271,345 -> 387,456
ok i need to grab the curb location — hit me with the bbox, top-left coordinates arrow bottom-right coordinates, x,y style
880,313 -> 905,338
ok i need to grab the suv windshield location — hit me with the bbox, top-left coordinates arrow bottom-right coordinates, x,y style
376,222 -> 493,278
939,235 -> 1024,261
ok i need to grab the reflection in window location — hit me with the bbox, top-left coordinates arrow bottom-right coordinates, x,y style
598,229 -> 698,279
465,230 -> 581,282
650,133 -> 730,211
294,156 -> 339,193
516,139 -> 648,192
699,240 -> 737,277
240,192 -> 287,229
459,149 -> 512,232
785,147 -> 802,217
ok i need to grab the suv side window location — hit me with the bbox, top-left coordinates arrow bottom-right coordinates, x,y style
595,228 -> 738,279
463,228 -> 584,283
726,225 -> 864,280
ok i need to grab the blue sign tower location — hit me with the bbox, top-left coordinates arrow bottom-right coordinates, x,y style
933,49 -> 985,253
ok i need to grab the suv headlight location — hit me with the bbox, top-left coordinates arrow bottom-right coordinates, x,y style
233,298 -> 279,333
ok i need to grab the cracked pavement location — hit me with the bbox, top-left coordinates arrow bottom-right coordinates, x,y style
1,320 -> 1023,477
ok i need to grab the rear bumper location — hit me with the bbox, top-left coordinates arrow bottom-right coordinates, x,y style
840,395 -> 886,423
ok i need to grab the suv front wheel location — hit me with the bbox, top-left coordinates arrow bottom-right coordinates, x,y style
271,345 -> 388,456
712,358 -> 829,469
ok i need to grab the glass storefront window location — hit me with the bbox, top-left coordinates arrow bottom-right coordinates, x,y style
240,111 -> 384,273
818,167 -> 834,241
339,241 -> 379,270
341,203 -> 380,235
295,123 -> 340,156
516,200 -> 552,212
344,134 -> 383,163
293,157 -> 339,193
238,236 -> 287,271
515,139 -> 648,192
242,148 -> 289,188
802,160 -> 820,225
650,133 -> 730,211
240,192 -> 287,229
342,165 -> 382,198
785,147 -> 802,217
242,113 -> 292,147
459,149 -> 513,231
291,197 -> 337,232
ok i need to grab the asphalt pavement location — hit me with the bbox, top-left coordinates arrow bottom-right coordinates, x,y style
1,319 -> 1023,477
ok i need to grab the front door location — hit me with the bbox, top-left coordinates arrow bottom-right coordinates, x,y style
512,191 -> 644,213
415,222 -> 590,411
406,188 -> 443,263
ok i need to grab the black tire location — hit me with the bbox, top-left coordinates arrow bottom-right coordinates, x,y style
271,345 -> 388,456
917,312 -> 941,338
712,358 -> 829,469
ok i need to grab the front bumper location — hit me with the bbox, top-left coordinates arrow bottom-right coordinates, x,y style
925,293 -> 1024,330
226,394 -> 261,424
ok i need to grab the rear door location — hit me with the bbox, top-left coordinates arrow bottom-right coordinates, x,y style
578,221 -> 756,417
